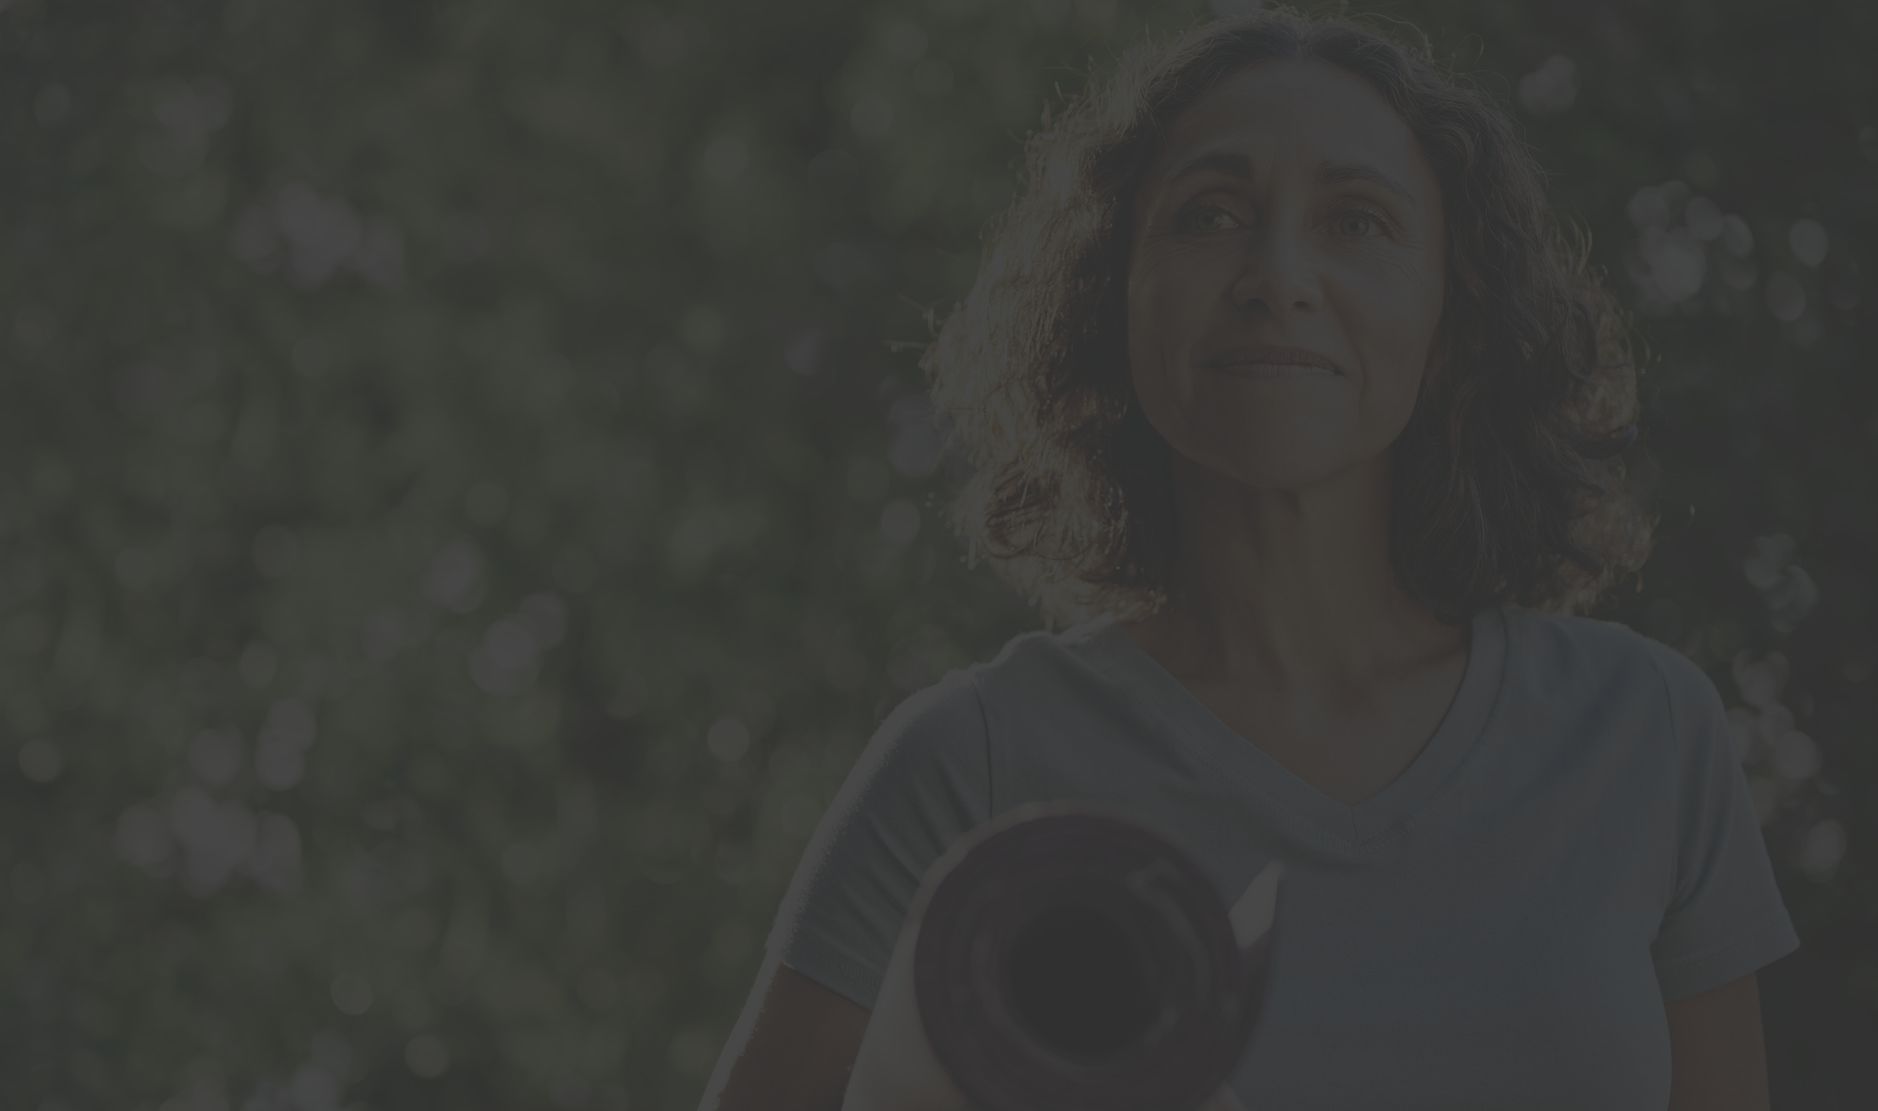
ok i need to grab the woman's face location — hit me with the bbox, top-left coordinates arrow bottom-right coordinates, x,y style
1126,59 -> 1448,491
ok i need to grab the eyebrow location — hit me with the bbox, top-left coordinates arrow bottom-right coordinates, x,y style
1159,150 -> 1419,210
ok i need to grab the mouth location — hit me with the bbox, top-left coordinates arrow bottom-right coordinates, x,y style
1201,345 -> 1344,376
1215,361 -> 1343,380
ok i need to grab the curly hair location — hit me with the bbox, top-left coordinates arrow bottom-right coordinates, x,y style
921,4 -> 1660,632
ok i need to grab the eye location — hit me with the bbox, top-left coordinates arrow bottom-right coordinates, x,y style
1173,199 -> 1394,239
1335,207 -> 1392,238
1172,200 -> 1240,233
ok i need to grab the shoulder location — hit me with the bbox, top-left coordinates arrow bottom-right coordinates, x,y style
863,665 -> 990,771
814,667 -> 994,859
1505,605 -> 1709,703
963,616 -> 1121,697
878,620 -> 1116,741
869,620 -> 1118,779
1506,607 -> 1737,771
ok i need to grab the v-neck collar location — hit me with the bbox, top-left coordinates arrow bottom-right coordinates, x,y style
1082,604 -> 1510,854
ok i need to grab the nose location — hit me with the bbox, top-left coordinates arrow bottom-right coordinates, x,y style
1229,225 -> 1319,314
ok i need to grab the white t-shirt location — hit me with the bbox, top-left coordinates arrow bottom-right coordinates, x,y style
764,603 -> 1801,1110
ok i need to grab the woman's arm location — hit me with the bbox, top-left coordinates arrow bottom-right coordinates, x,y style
1665,973 -> 1771,1111
695,954 -> 870,1111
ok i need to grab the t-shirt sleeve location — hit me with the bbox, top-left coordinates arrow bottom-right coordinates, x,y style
762,668 -> 993,1010
1646,644 -> 1801,1001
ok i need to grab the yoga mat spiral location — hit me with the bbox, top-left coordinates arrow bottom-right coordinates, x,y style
910,801 -> 1276,1111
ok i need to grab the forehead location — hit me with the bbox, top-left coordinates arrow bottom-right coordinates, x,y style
1140,58 -> 1437,203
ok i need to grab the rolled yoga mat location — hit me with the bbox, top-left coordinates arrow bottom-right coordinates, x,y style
906,800 -> 1279,1111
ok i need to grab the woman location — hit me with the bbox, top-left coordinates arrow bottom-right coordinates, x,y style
702,7 -> 1798,1110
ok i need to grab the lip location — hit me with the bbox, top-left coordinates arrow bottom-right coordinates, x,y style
1203,344 -> 1342,375
1217,362 -> 1342,381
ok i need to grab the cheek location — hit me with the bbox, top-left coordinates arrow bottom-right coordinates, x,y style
1351,268 -> 1445,371
1125,255 -> 1166,321
1126,260 -> 1201,351
1123,268 -> 1162,368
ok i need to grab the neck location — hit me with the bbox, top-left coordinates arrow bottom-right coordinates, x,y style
1125,454 -> 1463,710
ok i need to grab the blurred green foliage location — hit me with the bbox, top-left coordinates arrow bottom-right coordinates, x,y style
3,0 -> 1873,1108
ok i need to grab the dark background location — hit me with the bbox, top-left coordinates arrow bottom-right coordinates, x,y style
4,0 -> 1874,1108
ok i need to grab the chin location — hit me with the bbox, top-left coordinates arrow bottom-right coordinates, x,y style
1188,448 -> 1355,492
